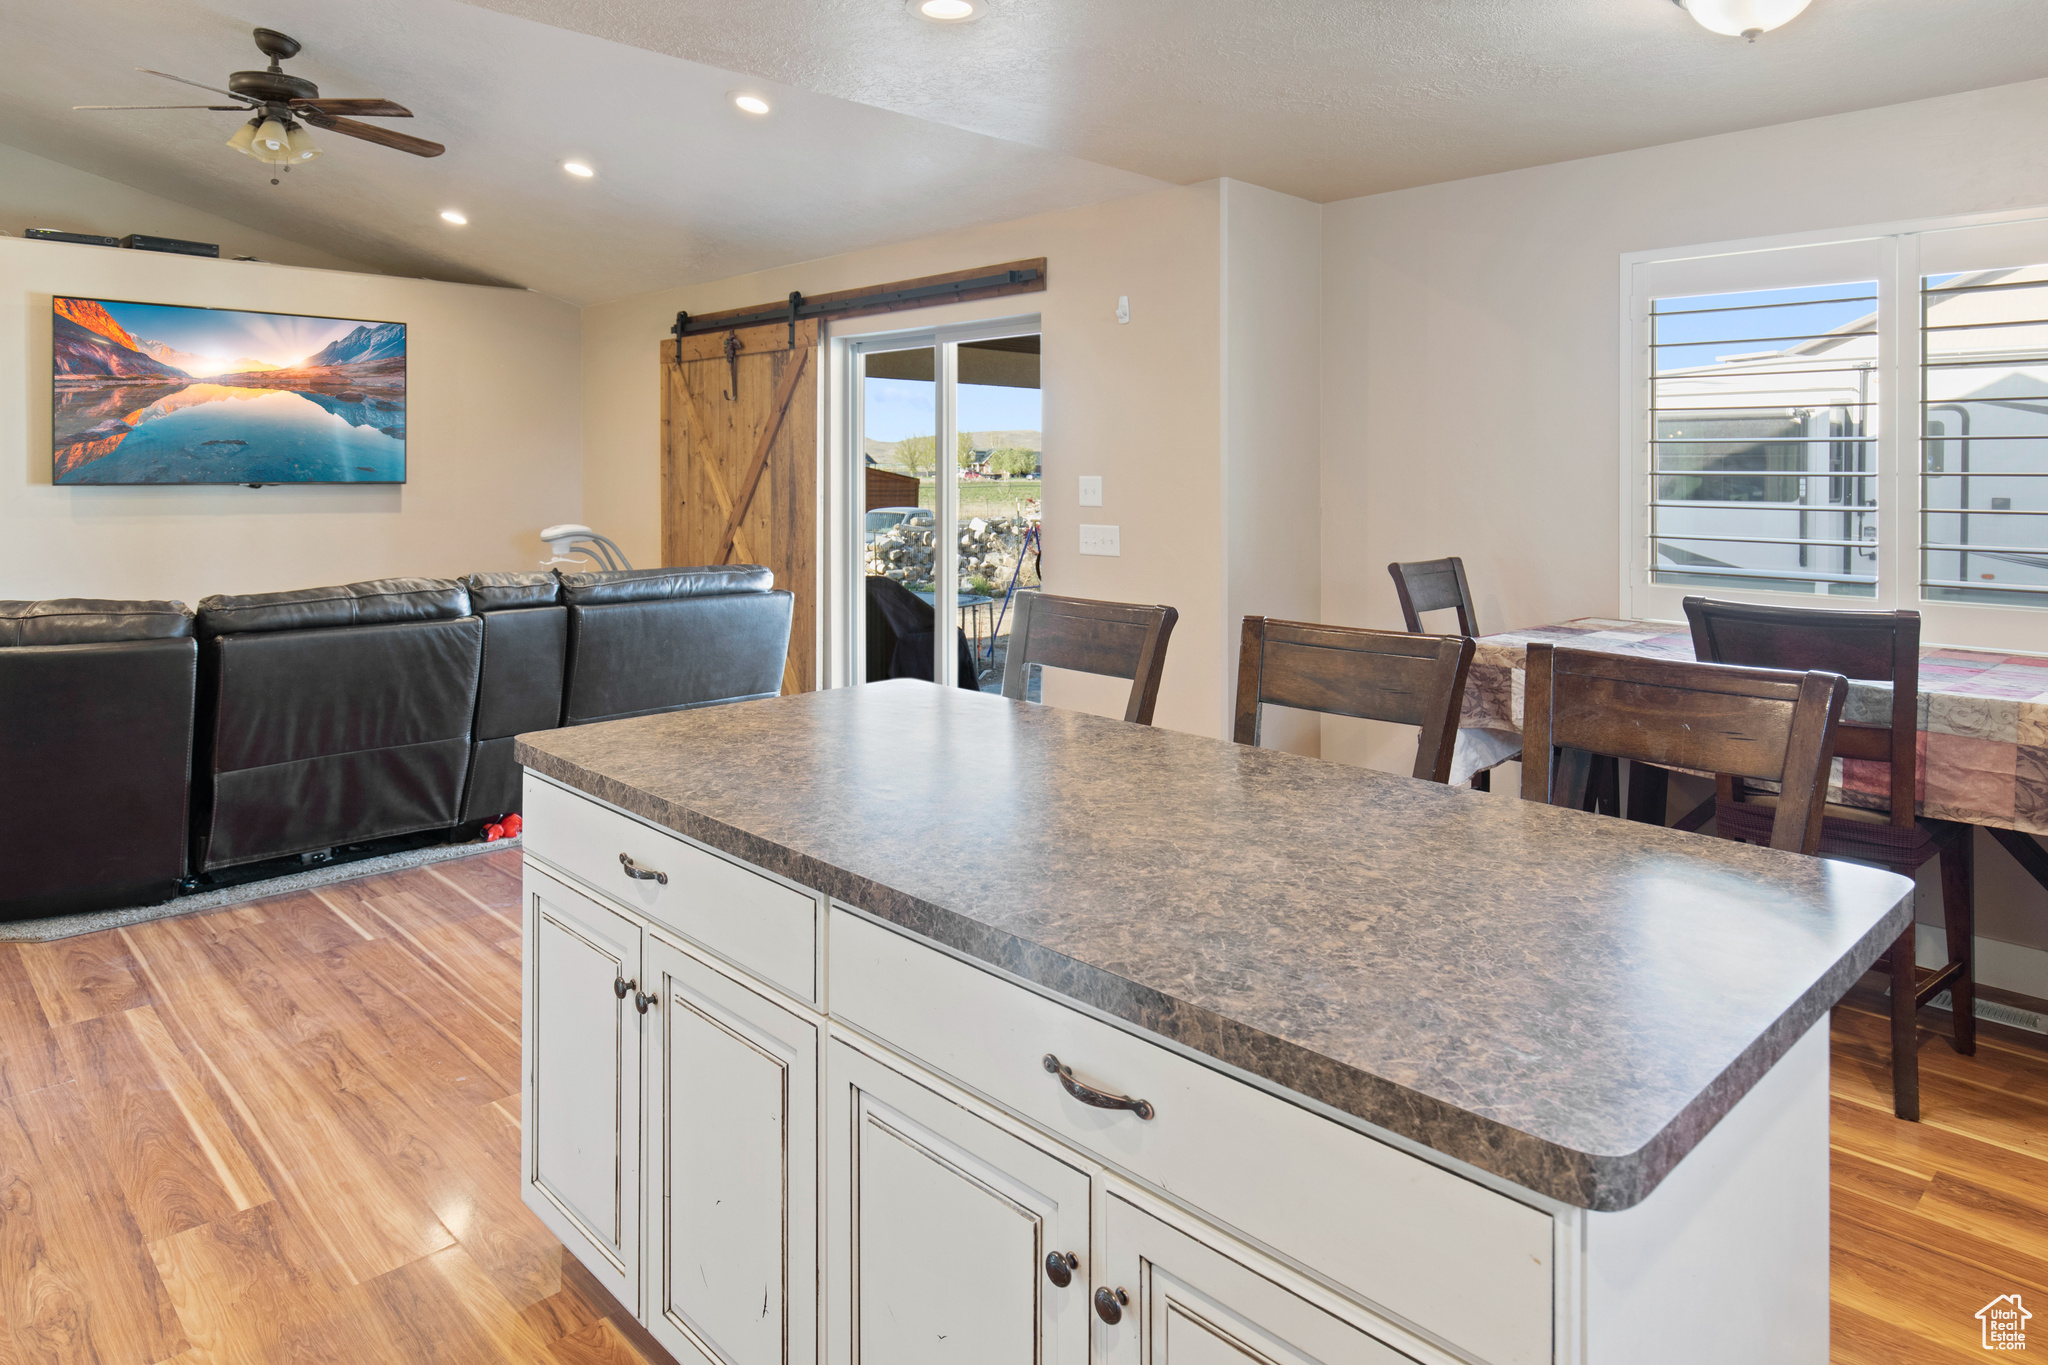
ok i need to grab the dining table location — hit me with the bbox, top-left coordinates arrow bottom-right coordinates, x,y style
1454,617 -> 2048,885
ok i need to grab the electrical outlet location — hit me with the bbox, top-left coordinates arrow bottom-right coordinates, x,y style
1078,476 -> 1102,507
1079,524 -> 1121,557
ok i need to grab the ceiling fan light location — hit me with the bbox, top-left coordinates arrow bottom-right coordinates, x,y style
1676,0 -> 1811,38
225,120 -> 260,156
285,123 -> 319,162
253,116 -> 289,153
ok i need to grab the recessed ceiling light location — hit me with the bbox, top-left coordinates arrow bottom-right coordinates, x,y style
563,161 -> 595,178
915,0 -> 982,21
440,209 -> 468,225
730,92 -> 771,115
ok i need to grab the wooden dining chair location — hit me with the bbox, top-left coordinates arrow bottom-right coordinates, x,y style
1520,643 -> 1847,850
1001,592 -> 1180,725
1388,556 -> 1479,636
1683,597 -> 1974,1122
1233,617 -> 1475,782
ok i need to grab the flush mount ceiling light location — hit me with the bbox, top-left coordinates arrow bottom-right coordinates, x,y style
730,92 -> 771,115
440,209 -> 468,225
563,160 -> 595,177
913,0 -> 984,22
1671,0 -> 1811,40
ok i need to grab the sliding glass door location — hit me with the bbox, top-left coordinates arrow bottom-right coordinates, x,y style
851,321 -> 1041,694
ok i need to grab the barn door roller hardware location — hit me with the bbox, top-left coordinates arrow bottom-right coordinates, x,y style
670,261 -> 1045,360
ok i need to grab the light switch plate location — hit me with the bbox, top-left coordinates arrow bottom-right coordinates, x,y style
1078,476 -> 1102,507
1079,524 -> 1121,556
1115,295 -> 1130,324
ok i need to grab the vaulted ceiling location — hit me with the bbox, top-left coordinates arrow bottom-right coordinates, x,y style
4,0 -> 2046,303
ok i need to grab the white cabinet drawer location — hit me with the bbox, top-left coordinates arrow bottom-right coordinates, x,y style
523,773 -> 821,1005
830,907 -> 1554,1365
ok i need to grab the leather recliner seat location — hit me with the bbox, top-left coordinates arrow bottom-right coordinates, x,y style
192,578 -> 483,871
461,571 -> 568,823
0,599 -> 197,919
560,565 -> 793,725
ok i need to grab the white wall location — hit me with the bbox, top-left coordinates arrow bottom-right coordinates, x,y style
2,235 -> 582,605
1222,180 -> 1323,752
0,140 -> 375,274
582,182 -> 1241,738
1317,75 -> 2048,964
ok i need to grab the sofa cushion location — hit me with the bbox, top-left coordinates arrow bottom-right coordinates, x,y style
558,564 -> 773,605
197,577 -> 469,637
0,598 -> 193,647
465,570 -> 562,612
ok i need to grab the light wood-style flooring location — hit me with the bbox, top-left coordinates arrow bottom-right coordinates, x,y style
0,849 -> 2042,1362
0,849 -> 663,1365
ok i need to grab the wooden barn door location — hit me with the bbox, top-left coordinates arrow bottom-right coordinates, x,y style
660,318 -> 819,694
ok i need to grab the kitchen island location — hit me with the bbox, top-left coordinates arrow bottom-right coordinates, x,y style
515,680 -> 1913,1365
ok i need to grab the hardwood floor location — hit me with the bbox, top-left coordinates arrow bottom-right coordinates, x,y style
0,849 -> 2042,1361
0,849 -> 664,1365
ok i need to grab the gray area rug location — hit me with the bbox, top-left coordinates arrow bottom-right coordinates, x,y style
0,837 -> 520,944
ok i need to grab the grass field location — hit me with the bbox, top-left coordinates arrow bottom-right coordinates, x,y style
910,478 -> 1041,518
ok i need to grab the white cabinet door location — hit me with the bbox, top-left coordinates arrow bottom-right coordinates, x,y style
1099,1191 -> 1420,1365
826,1039 -> 1092,1365
643,938 -> 820,1365
523,864 -> 643,1310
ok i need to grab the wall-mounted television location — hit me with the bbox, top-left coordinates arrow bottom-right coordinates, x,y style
52,297 -> 406,485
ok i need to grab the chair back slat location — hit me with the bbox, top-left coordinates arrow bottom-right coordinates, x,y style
1683,597 -> 1918,826
1521,643 -> 1846,854
1234,617 -> 1473,782
1387,557 -> 1478,636
1001,592 -> 1179,725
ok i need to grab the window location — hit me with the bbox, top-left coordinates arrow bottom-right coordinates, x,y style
1650,282 -> 1879,597
1921,265 -> 2048,606
1622,211 -> 2048,651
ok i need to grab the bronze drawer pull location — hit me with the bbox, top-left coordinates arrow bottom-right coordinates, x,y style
1094,1286 -> 1128,1324
1044,1251 -> 1078,1288
1043,1054 -> 1154,1121
613,976 -> 634,1000
619,853 -> 668,885
634,988 -> 656,1015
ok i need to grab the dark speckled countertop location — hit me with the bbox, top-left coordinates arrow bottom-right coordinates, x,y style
517,680 -> 1913,1211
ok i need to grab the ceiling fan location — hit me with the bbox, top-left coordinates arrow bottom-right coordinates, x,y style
74,27 -> 443,181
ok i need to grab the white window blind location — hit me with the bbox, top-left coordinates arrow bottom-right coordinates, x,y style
1650,282 -> 1880,597
1921,264 -> 2048,607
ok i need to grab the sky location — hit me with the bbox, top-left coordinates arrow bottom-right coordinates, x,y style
1651,281 -> 1878,374
98,300 -> 381,368
864,377 -> 1042,443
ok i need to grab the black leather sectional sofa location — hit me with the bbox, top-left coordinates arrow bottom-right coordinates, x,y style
1,565 -> 791,921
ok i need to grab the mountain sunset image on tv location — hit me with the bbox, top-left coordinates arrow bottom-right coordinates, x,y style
52,297 -> 406,484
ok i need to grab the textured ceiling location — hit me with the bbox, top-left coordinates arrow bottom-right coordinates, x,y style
5,0 -> 2046,303
0,0 -> 1162,302
457,0 -> 2048,202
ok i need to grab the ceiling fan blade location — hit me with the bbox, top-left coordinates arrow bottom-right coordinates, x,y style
138,69 -> 251,103
300,111 -> 444,157
74,103 -> 250,110
291,98 -> 413,118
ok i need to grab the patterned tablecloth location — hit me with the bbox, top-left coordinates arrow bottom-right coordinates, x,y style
1456,618 -> 2048,837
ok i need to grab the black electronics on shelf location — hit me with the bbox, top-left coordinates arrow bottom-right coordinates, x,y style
120,234 -> 220,258
24,228 -> 121,247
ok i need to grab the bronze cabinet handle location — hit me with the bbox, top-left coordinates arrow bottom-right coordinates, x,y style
634,989 -> 655,1015
1093,1286 -> 1128,1324
613,977 -> 634,1000
1044,1054 -> 1154,1121
1044,1251 -> 1078,1288
619,853 -> 669,885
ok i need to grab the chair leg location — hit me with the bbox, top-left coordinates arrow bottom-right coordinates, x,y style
1939,829 -> 1976,1057
1888,925 -> 1921,1122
